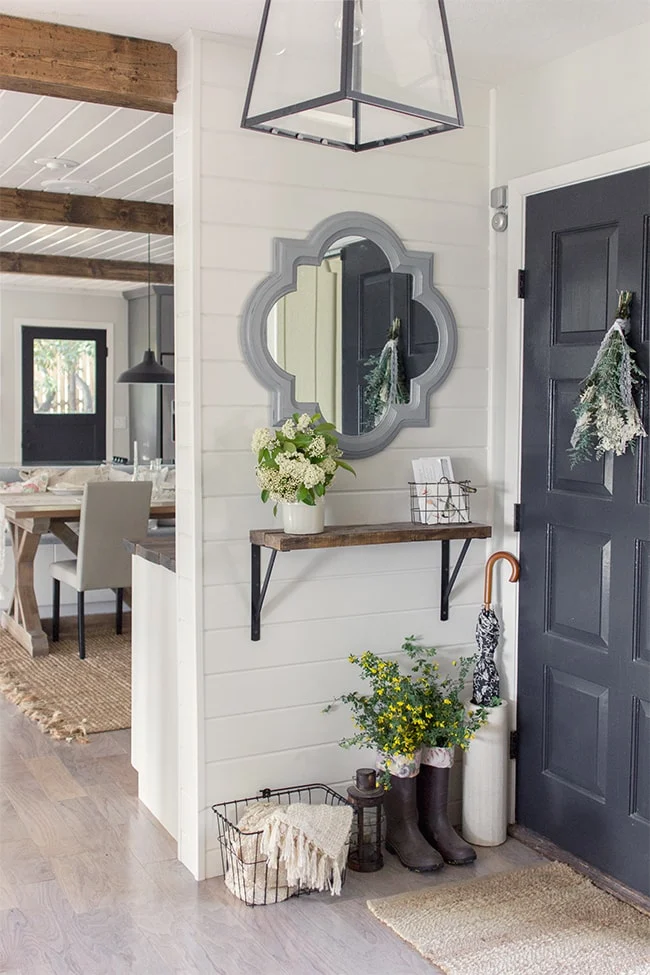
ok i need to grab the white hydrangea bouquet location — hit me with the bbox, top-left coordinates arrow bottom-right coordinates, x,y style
252,412 -> 355,513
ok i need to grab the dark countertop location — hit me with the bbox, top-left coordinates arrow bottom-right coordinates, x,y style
124,536 -> 176,573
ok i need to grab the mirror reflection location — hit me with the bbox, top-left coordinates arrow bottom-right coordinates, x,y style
267,237 -> 439,435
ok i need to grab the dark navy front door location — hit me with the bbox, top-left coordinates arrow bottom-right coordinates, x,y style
517,167 -> 650,895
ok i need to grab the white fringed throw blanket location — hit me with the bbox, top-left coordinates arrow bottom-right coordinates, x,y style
225,800 -> 353,905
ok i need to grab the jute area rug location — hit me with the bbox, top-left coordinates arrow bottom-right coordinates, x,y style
0,615 -> 130,741
368,861 -> 650,975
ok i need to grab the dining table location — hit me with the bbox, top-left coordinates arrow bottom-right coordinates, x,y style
0,492 -> 175,657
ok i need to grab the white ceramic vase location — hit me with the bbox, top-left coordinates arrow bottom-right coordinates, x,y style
462,700 -> 509,846
281,498 -> 325,535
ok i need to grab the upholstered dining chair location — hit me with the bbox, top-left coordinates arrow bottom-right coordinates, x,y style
50,480 -> 153,659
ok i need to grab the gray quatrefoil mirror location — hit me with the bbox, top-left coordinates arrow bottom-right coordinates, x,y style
240,212 -> 458,459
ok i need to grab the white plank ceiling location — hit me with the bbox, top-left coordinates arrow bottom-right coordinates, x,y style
0,223 -> 173,263
0,91 -> 173,201
0,90 -> 173,281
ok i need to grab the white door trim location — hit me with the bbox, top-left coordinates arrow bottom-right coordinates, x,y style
494,141 -> 650,819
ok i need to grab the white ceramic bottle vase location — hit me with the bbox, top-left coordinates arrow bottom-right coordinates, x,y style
462,700 -> 509,846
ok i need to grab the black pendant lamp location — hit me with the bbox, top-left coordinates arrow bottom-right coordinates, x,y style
117,235 -> 174,385
241,0 -> 463,152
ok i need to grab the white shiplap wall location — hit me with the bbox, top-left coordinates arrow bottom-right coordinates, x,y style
174,32 -> 491,880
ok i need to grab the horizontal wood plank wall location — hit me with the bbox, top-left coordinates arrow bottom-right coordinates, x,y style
0,14 -> 176,113
173,34 -> 491,879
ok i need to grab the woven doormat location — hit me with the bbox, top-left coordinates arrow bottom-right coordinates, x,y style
0,615 -> 131,741
368,861 -> 650,975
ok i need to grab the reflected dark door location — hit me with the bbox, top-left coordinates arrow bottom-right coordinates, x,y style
340,240 -> 438,434
517,167 -> 650,894
22,326 -> 107,464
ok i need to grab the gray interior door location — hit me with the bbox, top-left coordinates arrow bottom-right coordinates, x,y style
517,167 -> 650,895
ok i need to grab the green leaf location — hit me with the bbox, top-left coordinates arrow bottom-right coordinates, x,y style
260,489 -> 269,503
311,413 -> 322,422
273,503 -> 278,517
315,422 -> 336,432
314,482 -> 325,497
336,460 -> 356,475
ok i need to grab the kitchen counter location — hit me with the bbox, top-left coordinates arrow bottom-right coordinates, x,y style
125,533 -> 177,842
124,536 -> 175,573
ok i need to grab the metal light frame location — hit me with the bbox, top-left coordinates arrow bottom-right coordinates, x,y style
241,0 -> 463,152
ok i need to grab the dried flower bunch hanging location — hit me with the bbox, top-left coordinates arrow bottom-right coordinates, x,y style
362,317 -> 410,432
252,412 -> 354,512
569,291 -> 647,466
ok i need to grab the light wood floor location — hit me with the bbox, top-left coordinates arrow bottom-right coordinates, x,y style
0,695 -> 546,975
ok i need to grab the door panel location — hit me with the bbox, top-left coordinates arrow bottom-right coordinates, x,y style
22,326 -> 107,464
517,166 -> 650,895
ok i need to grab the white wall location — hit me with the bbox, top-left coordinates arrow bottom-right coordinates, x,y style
174,32 -> 491,879
0,287 -> 130,462
488,24 -> 650,742
494,22 -> 650,185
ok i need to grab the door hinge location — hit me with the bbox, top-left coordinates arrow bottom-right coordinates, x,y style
517,269 -> 526,299
513,503 -> 521,532
510,729 -> 519,760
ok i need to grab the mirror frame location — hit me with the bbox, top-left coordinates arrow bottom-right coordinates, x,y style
240,211 -> 458,459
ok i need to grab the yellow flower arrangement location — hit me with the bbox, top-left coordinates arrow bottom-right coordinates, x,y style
402,637 -> 488,751
326,638 -> 488,786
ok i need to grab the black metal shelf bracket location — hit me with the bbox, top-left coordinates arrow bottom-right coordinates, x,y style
440,538 -> 473,621
251,535 -> 477,639
251,544 -> 278,641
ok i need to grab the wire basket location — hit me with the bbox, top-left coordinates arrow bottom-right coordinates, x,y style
212,783 -> 352,907
409,478 -> 476,526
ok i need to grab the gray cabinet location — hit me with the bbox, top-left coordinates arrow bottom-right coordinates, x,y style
124,285 -> 175,463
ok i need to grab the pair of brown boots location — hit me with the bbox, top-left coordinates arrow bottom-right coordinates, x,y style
383,765 -> 476,871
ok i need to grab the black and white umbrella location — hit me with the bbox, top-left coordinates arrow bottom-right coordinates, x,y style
472,552 -> 520,706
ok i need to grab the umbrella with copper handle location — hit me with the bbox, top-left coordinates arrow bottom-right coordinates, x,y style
472,552 -> 520,706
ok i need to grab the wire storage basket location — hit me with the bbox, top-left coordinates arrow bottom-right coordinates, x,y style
409,478 -> 476,526
212,783 -> 352,907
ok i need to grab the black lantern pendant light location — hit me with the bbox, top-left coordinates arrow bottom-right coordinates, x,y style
241,0 -> 463,152
117,235 -> 174,385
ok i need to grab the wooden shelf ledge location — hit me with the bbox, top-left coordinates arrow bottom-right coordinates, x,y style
249,521 -> 492,640
250,521 -> 491,552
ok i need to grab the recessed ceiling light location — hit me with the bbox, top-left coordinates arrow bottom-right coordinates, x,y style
41,179 -> 99,196
34,157 -> 79,171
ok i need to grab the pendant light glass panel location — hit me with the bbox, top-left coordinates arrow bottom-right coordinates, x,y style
357,3 -> 459,122
245,1 -> 343,121
242,0 -> 463,152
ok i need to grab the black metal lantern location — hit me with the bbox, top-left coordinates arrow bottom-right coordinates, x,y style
242,0 -> 463,152
347,768 -> 384,872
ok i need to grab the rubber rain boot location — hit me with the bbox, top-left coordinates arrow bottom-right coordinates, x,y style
383,775 -> 444,872
417,763 -> 477,865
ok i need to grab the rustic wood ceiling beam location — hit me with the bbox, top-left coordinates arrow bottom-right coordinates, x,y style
0,15 -> 176,113
0,188 -> 174,236
0,251 -> 173,284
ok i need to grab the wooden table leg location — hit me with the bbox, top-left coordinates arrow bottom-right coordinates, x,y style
49,521 -> 79,555
1,518 -> 50,657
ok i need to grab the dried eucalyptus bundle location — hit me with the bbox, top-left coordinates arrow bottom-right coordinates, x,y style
569,291 -> 647,466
